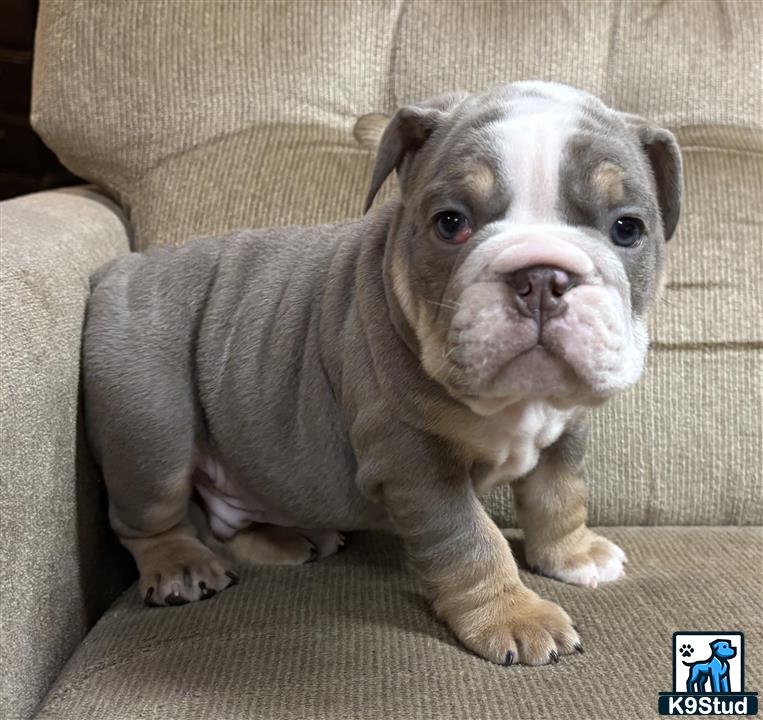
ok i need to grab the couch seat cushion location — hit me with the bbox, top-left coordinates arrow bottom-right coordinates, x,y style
35,527 -> 762,719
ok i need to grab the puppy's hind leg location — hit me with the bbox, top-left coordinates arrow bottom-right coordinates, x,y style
87,369 -> 236,607
116,481 -> 238,607
84,249 -> 241,606
223,525 -> 321,565
195,514 -> 345,567
227,526 -> 345,564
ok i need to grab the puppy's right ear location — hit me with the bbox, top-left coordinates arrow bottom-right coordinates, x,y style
363,92 -> 468,213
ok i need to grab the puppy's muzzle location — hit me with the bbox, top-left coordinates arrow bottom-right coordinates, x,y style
507,265 -> 576,323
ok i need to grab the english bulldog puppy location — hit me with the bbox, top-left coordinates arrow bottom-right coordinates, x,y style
83,81 -> 681,666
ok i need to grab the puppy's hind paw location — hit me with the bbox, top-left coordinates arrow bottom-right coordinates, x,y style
134,537 -> 235,607
301,529 -> 346,559
222,525 -> 345,566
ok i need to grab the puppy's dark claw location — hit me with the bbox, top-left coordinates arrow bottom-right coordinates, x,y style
549,650 -> 559,664
225,570 -> 240,587
504,651 -> 515,666
529,565 -> 541,575
144,587 -> 158,607
575,643 -> 584,654
165,591 -> 189,606
199,581 -> 216,600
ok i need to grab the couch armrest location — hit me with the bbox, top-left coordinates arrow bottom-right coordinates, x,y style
0,188 -> 134,720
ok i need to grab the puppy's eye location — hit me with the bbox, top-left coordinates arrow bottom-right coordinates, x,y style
433,211 -> 473,244
609,217 -> 644,247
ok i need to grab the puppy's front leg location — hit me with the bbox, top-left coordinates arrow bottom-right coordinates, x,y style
356,428 -> 579,666
513,422 -> 627,588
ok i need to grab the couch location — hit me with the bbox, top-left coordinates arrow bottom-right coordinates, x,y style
1,1 -> 761,718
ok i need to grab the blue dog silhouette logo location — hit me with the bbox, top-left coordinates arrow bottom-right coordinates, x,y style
683,639 -> 736,693
659,631 -> 758,715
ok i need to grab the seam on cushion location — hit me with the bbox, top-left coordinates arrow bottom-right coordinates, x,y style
665,281 -> 732,290
650,341 -> 763,351
680,145 -> 763,157
673,124 -> 763,154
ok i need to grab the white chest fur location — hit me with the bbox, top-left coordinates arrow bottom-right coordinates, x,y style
460,401 -> 572,493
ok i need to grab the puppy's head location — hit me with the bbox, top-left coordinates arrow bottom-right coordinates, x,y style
366,82 -> 682,414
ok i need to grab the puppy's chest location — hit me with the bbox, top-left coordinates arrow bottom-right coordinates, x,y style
461,402 -> 572,493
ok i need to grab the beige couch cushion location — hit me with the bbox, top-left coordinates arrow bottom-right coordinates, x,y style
34,528 -> 763,720
0,188 -> 134,720
31,0 -> 763,525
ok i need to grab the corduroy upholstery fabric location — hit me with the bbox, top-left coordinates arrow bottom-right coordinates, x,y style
0,188 -> 134,720
1,1 -> 759,717
35,528 -> 763,720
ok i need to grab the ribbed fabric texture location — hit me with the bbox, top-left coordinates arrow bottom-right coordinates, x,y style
0,189 -> 134,720
35,528 -> 763,720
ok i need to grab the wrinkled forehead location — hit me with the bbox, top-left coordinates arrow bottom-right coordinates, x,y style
417,84 -> 652,222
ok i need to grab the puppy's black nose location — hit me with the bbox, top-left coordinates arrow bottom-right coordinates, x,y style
508,266 -> 573,321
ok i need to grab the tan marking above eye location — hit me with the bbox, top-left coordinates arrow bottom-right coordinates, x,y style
463,163 -> 496,201
590,162 -> 625,204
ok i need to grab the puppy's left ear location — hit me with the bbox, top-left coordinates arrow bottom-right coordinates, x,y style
623,114 -> 683,241
364,92 -> 468,213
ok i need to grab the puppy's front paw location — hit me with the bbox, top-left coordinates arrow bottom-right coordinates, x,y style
527,529 -> 627,588
446,586 -> 580,666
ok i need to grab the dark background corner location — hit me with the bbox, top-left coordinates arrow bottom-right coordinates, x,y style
0,0 -> 82,200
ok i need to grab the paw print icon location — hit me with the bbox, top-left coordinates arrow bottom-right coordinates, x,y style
679,643 -> 694,657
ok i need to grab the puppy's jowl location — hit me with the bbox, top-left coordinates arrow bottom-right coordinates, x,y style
84,82 -> 681,665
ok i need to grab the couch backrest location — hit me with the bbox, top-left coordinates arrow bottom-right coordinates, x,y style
32,0 -> 763,526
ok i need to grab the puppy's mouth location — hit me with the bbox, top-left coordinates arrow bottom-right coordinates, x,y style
440,329 -> 582,406
483,339 -> 564,386
428,280 -> 646,407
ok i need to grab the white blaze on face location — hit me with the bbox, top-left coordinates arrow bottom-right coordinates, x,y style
494,95 -> 582,225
